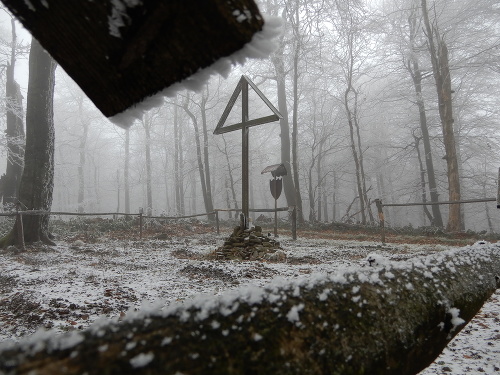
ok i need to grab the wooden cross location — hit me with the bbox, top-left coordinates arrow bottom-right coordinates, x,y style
214,75 -> 282,228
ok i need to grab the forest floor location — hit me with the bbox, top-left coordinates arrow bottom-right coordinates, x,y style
0,219 -> 498,374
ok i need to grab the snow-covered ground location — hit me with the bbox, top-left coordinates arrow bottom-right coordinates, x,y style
0,232 -> 498,373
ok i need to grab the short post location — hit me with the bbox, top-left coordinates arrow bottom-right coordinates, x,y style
375,199 -> 385,243
15,203 -> 25,251
497,167 -> 500,208
240,213 -> 246,230
139,208 -> 143,239
215,211 -> 220,234
290,205 -> 297,240
273,176 -> 278,237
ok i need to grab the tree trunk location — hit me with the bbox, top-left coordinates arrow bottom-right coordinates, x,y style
221,136 -> 239,214
307,151 -> 316,223
352,96 -> 374,224
116,170 -> 120,213
323,180 -> 328,222
271,22 -> 296,209
143,116 -> 153,217
414,135 -> 434,224
224,179 -> 233,219
173,99 -> 184,216
345,87 -> 366,225
200,94 -> 214,217
124,128 -> 130,215
2,245 -> 499,374
77,99 -> 89,213
183,97 -> 213,217
317,142 -> 322,222
1,18 -> 25,207
1,39 -> 57,246
291,2 -> 305,225
407,4 -> 443,227
421,0 -> 461,232
332,171 -> 338,222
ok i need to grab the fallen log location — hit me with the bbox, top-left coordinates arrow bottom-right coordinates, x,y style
0,242 -> 499,375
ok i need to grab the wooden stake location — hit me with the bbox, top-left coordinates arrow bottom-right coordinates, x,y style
375,199 -> 385,243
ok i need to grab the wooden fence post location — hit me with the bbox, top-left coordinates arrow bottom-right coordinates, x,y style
290,206 -> 297,240
497,167 -> 500,208
375,199 -> 385,243
215,211 -> 220,234
16,203 -> 25,251
139,208 -> 143,239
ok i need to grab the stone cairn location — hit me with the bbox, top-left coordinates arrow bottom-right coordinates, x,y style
215,225 -> 284,261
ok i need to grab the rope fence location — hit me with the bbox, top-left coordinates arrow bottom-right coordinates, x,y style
374,197 -> 498,243
1,206 -> 298,246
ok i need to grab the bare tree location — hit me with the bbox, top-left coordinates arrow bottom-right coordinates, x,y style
406,1 -> 444,227
141,112 -> 155,217
0,38 -> 57,247
77,97 -> 89,213
1,17 -> 26,207
182,93 -> 214,218
421,0 -> 461,231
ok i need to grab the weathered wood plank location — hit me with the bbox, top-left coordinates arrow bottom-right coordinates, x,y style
0,0 -> 264,117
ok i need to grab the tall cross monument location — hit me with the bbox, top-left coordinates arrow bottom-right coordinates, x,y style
214,75 -> 282,229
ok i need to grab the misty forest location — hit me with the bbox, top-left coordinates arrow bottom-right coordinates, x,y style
0,0 -> 499,234
1,1 -> 500,374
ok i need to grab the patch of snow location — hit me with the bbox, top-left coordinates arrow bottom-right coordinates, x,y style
286,303 -> 304,323
130,352 -> 154,368
366,253 -> 388,267
161,337 -> 172,346
125,341 -> 136,350
1,234 -> 498,374
448,307 -> 466,333
252,333 -> 263,341
318,288 -> 331,301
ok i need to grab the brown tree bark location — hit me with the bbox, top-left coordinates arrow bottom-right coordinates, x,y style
1,245 -> 499,374
407,5 -> 444,227
271,11 -> 297,211
173,98 -> 184,216
142,114 -> 154,217
421,0 -> 461,232
0,38 -> 57,247
414,134 -> 434,224
290,0 -> 305,225
183,95 -> 214,218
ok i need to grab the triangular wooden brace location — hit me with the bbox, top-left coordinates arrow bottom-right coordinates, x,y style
213,75 -> 282,135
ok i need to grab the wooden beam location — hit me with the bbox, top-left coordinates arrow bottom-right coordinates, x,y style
0,0 -> 264,117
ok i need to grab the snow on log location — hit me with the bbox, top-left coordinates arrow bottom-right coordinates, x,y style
0,242 -> 499,375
